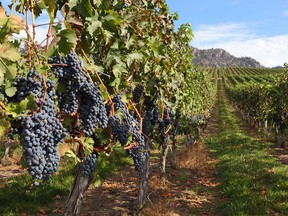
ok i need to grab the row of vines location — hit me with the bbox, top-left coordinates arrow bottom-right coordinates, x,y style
220,67 -> 288,147
0,0 -> 216,215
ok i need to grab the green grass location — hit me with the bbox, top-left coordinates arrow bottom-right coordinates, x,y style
0,161 -> 75,216
205,92 -> 288,216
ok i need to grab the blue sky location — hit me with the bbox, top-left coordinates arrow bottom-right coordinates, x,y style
2,0 -> 287,67
166,0 -> 288,67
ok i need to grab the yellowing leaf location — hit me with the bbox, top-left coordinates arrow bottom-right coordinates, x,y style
10,14 -> 24,31
0,43 -> 21,62
0,6 -> 7,19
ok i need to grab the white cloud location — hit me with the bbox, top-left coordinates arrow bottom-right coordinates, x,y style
191,22 -> 288,67
282,10 -> 288,16
17,25 -> 49,44
194,23 -> 257,43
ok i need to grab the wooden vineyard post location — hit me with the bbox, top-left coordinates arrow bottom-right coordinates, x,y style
170,132 -> 177,169
135,139 -> 150,213
159,133 -> 170,179
64,146 -> 92,216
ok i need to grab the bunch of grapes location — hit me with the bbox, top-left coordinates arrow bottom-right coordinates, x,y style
109,115 -> 130,145
82,153 -> 98,176
159,107 -> 174,133
142,95 -> 160,135
132,84 -> 144,104
11,71 -> 43,102
112,94 -> 147,174
13,70 -> 66,182
49,52 -> 108,136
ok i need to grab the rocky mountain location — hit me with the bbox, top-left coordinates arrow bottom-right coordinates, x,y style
191,47 -> 264,68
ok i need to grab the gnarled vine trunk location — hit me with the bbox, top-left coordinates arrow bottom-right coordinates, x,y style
159,133 -> 170,179
64,164 -> 92,216
64,144 -> 93,216
135,139 -> 150,213
170,133 -> 177,169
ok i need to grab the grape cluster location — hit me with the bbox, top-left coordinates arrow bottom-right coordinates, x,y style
82,153 -> 98,176
11,71 -> 43,102
142,95 -> 160,135
112,94 -> 147,174
49,52 -> 108,136
159,107 -> 174,133
13,70 -> 66,181
132,84 -> 144,104
109,115 -> 130,145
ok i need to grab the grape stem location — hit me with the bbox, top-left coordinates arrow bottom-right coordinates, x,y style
39,75 -> 48,112
49,63 -> 68,67
124,142 -> 138,150
161,102 -> 164,120
24,0 -> 40,66
129,100 -> 143,133
45,20 -> 53,51
25,0 -> 32,68
30,0 -> 36,41
0,100 -> 6,111
165,124 -> 171,134
93,146 -> 110,153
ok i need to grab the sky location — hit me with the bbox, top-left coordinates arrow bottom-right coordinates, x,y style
1,0 -> 288,67
166,0 -> 288,67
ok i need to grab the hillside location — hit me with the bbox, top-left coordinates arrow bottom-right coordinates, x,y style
192,47 -> 264,68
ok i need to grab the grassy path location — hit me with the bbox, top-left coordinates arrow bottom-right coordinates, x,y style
205,87 -> 288,215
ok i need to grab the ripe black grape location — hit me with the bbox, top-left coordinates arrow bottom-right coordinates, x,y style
112,94 -> 147,174
132,84 -> 144,104
109,115 -> 130,145
159,107 -> 174,133
82,153 -> 98,176
14,70 -> 66,181
49,52 -> 108,136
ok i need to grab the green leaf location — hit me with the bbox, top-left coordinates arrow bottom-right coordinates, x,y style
125,37 -> 135,50
93,178 -> 103,187
5,86 -> 17,97
99,84 -> 109,101
58,29 -> 77,54
83,137 -> 94,154
43,0 -> 57,21
86,15 -> 102,36
75,0 -> 93,17
126,52 -> 143,67
67,0 -> 79,9
35,64 -> 50,75
110,77 -> 121,88
93,0 -> 102,7
0,68 -> 4,85
112,62 -> 126,78
64,150 -> 80,164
